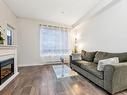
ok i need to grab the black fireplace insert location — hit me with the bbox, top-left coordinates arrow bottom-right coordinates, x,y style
0,58 -> 14,85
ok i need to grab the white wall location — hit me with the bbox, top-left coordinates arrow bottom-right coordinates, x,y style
0,0 -> 16,27
72,0 -> 127,53
0,0 -> 17,44
17,18 -> 40,67
0,1 -> 18,90
17,18 -> 72,67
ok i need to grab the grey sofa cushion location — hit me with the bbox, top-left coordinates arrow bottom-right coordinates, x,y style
71,64 -> 104,88
94,51 -> 127,63
71,60 -> 93,67
81,63 -> 104,79
82,51 -> 96,62
72,60 -> 88,67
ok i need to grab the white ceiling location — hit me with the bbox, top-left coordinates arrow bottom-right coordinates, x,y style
3,0 -> 101,26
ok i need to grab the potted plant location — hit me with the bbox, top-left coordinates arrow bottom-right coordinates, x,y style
0,26 -> 4,44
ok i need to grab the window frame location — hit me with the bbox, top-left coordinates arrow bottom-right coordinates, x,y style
40,26 -> 69,56
6,24 -> 14,45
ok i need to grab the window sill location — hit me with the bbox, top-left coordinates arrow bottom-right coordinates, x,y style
40,54 -> 70,56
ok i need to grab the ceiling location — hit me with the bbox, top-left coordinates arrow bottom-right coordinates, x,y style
3,0 -> 101,26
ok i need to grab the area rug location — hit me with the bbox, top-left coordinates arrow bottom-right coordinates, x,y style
52,65 -> 78,79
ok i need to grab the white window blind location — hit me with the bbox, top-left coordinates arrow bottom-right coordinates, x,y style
40,25 -> 69,56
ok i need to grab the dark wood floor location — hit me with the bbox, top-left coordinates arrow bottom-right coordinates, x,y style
0,65 -> 127,95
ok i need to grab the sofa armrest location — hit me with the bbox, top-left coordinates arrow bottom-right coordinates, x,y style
69,53 -> 81,67
104,62 -> 127,94
69,55 -> 72,64
70,53 -> 81,61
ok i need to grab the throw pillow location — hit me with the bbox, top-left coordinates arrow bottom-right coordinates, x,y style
94,51 -> 127,63
83,51 -> 97,62
71,53 -> 81,60
81,50 -> 86,60
97,57 -> 119,71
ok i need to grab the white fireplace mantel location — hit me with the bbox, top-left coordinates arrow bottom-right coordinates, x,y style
0,45 -> 17,55
0,45 -> 17,49
0,45 -> 19,91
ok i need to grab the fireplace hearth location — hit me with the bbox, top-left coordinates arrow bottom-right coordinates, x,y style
0,58 -> 14,85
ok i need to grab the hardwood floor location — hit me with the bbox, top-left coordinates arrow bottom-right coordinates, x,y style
0,65 -> 127,95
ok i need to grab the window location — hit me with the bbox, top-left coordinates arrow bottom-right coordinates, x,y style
40,26 -> 69,56
6,25 -> 14,45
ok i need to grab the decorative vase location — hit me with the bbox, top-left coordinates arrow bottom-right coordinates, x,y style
0,40 -> 4,44
74,46 -> 78,53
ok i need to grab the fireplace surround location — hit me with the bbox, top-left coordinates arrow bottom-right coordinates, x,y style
0,46 -> 18,91
0,58 -> 14,85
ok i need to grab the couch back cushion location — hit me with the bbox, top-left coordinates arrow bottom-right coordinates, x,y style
81,50 -> 96,62
94,51 -> 127,63
81,50 -> 86,60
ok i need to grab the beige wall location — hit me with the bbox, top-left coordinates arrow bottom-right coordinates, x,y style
71,0 -> 127,53
17,18 -> 40,66
0,0 -> 16,27
3,0 -> 127,67
17,18 -> 72,67
0,0 -> 17,44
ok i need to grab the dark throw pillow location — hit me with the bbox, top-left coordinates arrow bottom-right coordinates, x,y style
82,51 -> 96,62
81,50 -> 86,60
94,51 -> 127,63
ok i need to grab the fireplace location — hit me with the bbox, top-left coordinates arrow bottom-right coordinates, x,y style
0,58 -> 14,85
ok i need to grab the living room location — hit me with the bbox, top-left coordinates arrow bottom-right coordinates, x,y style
0,0 -> 127,95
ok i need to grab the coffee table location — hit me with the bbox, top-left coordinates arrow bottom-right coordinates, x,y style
60,57 -> 65,77
52,57 -> 77,79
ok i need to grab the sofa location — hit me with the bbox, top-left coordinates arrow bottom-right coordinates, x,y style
70,50 -> 127,94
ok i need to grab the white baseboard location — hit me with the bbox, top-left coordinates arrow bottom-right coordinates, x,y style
0,72 -> 19,91
18,64 -> 45,67
18,62 -> 60,67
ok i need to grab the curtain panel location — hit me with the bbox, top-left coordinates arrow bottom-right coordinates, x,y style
40,25 -> 70,57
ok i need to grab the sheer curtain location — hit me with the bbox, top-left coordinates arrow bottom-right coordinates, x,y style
40,25 -> 69,57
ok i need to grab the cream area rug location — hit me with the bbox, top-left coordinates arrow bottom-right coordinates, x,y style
52,65 -> 78,79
